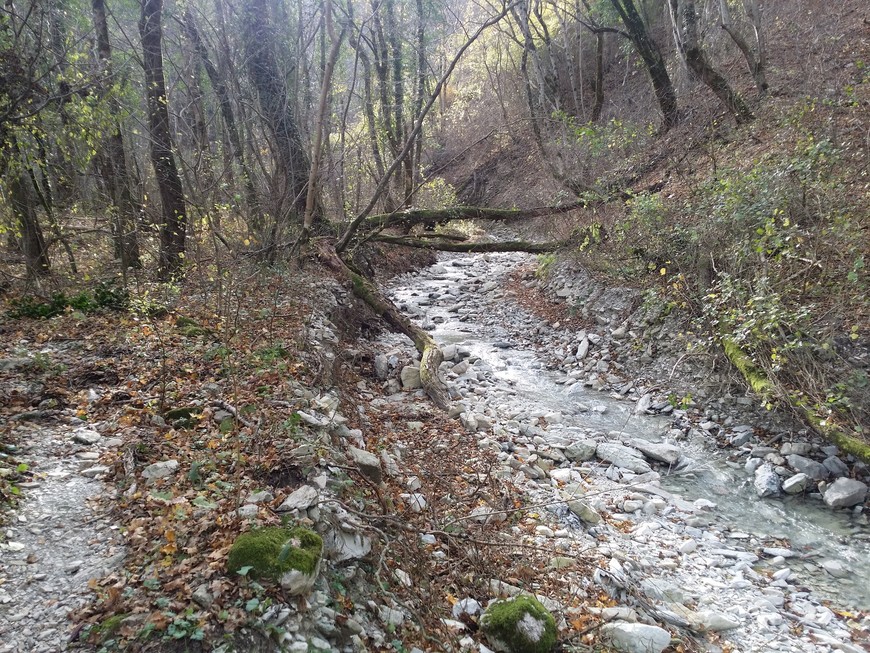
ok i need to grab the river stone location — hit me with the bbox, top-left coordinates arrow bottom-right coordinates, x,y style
480,595 -> 557,653
695,610 -> 740,632
600,622 -> 671,653
753,463 -> 782,498
400,366 -> 422,390
567,500 -> 602,524
72,428 -> 102,445
576,338 -> 589,361
441,344 -> 458,361
142,459 -> 179,480
630,439 -> 681,465
374,353 -> 389,380
348,446 -> 383,484
564,440 -> 597,462
823,478 -> 868,508
782,473 -> 809,495
596,443 -> 652,474
786,454 -> 829,481
822,456 -> 849,478
277,485 -> 318,512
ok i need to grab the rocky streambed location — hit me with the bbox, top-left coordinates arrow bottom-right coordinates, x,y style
377,252 -> 869,653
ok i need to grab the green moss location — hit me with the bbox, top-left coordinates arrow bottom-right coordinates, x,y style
176,316 -> 199,328
722,339 -> 774,395
178,325 -> 209,337
94,613 -> 126,643
481,595 -> 557,653
226,526 -> 322,581
796,402 -> 870,465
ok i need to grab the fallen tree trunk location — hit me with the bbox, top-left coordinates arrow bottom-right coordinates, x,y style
317,242 -> 450,409
364,202 -> 586,231
373,235 -> 568,253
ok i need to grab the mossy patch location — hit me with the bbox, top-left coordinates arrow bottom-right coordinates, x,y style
480,595 -> 557,653
722,339 -> 773,396
164,406 -> 202,428
226,526 -> 322,582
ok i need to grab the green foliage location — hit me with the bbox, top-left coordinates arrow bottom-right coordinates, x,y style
535,253 -> 556,278
7,282 -> 129,319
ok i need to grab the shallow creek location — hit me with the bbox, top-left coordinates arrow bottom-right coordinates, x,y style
384,253 -> 870,615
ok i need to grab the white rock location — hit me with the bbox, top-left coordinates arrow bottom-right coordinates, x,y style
72,428 -> 102,445
782,472 -> 809,494
400,366 -> 422,390
823,478 -> 868,508
596,443 -> 652,474
141,459 -> 179,480
277,485 -> 318,512
600,622 -> 671,653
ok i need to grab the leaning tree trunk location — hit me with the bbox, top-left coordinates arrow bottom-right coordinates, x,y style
718,0 -> 767,95
609,0 -> 679,132
317,243 -> 450,409
673,0 -> 753,124
139,0 -> 187,278
93,0 -> 141,269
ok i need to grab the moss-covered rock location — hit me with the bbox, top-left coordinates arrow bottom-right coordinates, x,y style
480,595 -> 557,653
226,526 -> 323,596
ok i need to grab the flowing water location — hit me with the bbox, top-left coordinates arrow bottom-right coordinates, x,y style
387,254 -> 870,612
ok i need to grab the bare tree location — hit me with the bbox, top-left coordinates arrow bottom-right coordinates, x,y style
140,0 -> 187,277
670,0 -> 753,124
608,0 -> 679,131
93,0 -> 141,269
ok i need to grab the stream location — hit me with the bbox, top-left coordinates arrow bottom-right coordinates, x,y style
381,252 -> 869,650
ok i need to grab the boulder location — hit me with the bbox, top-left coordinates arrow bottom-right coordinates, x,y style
629,439 -> 681,465
753,463 -> 782,498
782,473 -> 809,495
786,454 -> 829,481
277,485 -> 318,512
823,478 -> 868,508
400,366 -> 422,390
226,526 -> 322,596
142,459 -> 179,481
348,446 -> 383,484
567,500 -> 602,524
600,622 -> 671,653
480,595 -> 557,653
564,440 -> 597,462
596,443 -> 652,474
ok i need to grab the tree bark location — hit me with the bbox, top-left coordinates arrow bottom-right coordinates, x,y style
140,0 -> 187,278
182,7 -> 261,231
363,201 -> 586,231
718,0 -> 767,95
244,0 -> 310,225
673,0 -> 753,124
317,242 -> 450,409
93,0 -> 141,269
0,130 -> 51,277
609,0 -> 679,131
372,235 -> 569,253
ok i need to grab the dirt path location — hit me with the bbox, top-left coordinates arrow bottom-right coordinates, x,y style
0,420 -> 124,653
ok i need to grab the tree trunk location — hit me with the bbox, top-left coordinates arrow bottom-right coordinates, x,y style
1,130 -> 51,277
609,0 -> 679,131
139,0 -> 187,278
244,0 -> 310,225
93,0 -> 141,269
372,235 -> 569,253
317,242 -> 450,410
674,0 -> 753,124
182,7 -> 261,230
363,201 -> 586,231
718,0 -> 767,95
592,31 -> 605,122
